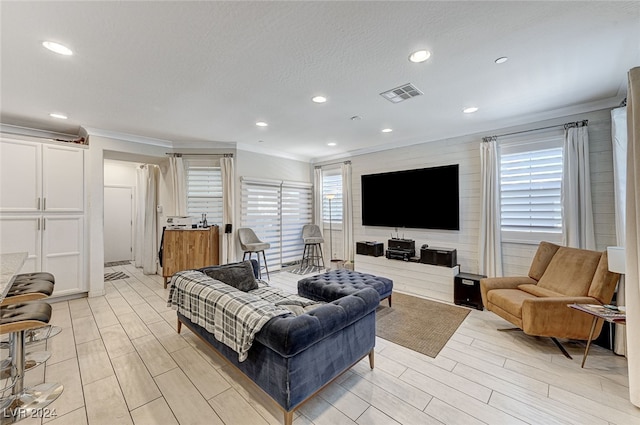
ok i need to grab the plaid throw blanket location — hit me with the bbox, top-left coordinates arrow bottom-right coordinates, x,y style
168,270 -> 298,362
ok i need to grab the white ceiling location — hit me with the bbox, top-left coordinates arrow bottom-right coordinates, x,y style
1,1 -> 638,162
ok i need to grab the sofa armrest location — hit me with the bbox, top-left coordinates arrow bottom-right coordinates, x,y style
521,296 -> 600,339
480,276 -> 537,306
255,287 -> 379,357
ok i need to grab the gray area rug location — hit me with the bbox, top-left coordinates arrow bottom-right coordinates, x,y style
376,292 -> 470,358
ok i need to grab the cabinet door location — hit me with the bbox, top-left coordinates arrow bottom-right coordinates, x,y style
42,216 -> 84,296
0,139 -> 41,212
42,144 -> 84,212
0,215 -> 41,272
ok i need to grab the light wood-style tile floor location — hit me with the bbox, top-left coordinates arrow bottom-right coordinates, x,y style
6,262 -> 640,424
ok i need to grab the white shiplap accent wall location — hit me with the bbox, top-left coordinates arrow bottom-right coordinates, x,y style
324,108 -> 617,281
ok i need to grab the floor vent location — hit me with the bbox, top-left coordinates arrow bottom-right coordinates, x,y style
380,83 -> 423,103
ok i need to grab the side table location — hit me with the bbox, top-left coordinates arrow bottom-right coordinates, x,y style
568,304 -> 626,368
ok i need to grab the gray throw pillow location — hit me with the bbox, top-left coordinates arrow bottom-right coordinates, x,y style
201,261 -> 258,292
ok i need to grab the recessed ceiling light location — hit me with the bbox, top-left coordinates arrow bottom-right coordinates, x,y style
409,50 -> 431,63
350,115 -> 361,121
463,107 -> 479,114
312,96 -> 327,103
42,41 -> 73,56
255,121 -> 268,127
381,128 -> 393,133
495,57 -> 508,64
327,142 -> 337,147
49,113 -> 68,120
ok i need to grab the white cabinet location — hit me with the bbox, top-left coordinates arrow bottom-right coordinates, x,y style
0,136 -> 86,297
0,139 -> 84,213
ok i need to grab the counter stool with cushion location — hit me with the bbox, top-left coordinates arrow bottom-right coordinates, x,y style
0,302 -> 63,422
300,224 -> 325,273
0,277 -> 61,346
238,228 -> 271,279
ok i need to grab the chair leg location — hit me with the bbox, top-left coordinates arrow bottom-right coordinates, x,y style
261,250 -> 270,280
550,337 -> 573,359
317,244 -> 325,268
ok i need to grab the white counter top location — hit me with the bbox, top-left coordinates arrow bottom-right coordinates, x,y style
0,252 -> 28,302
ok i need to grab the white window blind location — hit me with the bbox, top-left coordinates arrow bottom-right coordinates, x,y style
185,158 -> 223,226
499,134 -> 563,243
241,178 -> 312,271
322,171 -> 342,224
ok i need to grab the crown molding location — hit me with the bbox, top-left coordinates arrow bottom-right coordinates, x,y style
82,126 -> 174,148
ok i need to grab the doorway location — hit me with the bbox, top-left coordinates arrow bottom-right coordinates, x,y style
104,185 -> 134,263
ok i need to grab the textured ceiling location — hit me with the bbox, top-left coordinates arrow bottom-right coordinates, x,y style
1,1 -> 638,161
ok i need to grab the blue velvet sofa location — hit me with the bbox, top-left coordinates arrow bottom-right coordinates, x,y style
174,262 -> 379,425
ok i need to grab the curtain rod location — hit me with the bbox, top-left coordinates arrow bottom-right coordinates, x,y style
166,153 -> 233,157
314,160 -> 351,169
483,119 -> 588,142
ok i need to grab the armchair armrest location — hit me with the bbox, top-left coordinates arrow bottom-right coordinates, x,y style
521,296 -> 600,339
480,276 -> 537,306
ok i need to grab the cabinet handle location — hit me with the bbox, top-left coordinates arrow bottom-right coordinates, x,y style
37,198 -> 41,210
37,217 -> 40,231
43,198 -> 46,211
43,219 -> 46,231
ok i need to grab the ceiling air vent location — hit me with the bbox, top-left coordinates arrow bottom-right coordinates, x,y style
380,83 -> 423,103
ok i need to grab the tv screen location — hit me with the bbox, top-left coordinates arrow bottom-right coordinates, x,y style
361,164 -> 459,230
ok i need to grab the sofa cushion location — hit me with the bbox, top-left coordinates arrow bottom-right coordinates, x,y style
536,247 -> 601,296
517,284 -> 564,298
527,241 -> 561,281
487,288 -> 538,319
199,261 -> 258,292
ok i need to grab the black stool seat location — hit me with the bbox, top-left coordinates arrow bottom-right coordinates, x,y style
7,280 -> 54,298
1,303 -> 52,327
14,272 -> 55,283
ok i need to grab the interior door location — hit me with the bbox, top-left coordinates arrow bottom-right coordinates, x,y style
104,186 -> 133,263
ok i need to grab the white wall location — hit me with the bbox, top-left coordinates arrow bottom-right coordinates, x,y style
323,108 -> 617,277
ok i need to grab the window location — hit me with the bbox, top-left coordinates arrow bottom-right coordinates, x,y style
322,170 -> 342,225
499,133 -> 563,243
241,178 -> 312,270
184,158 -> 223,226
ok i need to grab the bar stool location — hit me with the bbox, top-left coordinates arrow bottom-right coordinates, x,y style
238,228 -> 271,280
300,224 -> 325,272
1,302 -> 63,422
0,278 -> 60,347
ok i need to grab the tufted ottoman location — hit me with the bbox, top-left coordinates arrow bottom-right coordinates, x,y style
298,269 -> 393,306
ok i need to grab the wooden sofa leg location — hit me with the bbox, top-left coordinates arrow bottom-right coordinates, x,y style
177,318 -> 182,334
284,410 -> 293,425
388,294 -> 392,307
369,350 -> 375,369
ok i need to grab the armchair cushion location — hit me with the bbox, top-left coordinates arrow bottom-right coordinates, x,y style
527,241 -> 561,281
536,247 -> 601,296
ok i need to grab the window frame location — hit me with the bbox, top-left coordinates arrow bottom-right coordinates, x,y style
322,169 -> 343,230
183,157 -> 223,226
498,131 -> 564,245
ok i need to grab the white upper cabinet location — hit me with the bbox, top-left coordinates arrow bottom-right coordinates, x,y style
0,139 -> 41,212
0,138 -> 84,213
42,144 -> 85,212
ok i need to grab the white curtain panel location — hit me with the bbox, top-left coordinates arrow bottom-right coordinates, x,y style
479,139 -> 503,277
134,166 -> 146,268
562,125 -> 596,250
625,66 -> 640,408
142,165 -> 159,275
341,162 -> 354,264
221,156 -> 236,264
612,106 -> 628,355
168,156 -> 187,216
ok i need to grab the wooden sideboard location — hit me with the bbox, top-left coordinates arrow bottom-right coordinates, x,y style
161,226 -> 219,288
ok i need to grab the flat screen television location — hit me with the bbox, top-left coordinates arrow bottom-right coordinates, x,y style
361,164 -> 459,230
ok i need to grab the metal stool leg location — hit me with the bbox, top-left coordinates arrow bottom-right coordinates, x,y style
261,250 -> 270,280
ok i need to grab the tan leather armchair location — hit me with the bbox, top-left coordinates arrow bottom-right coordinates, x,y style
480,241 -> 620,356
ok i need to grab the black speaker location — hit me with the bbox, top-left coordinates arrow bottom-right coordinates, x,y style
356,241 -> 384,257
454,272 -> 485,310
420,246 -> 457,267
